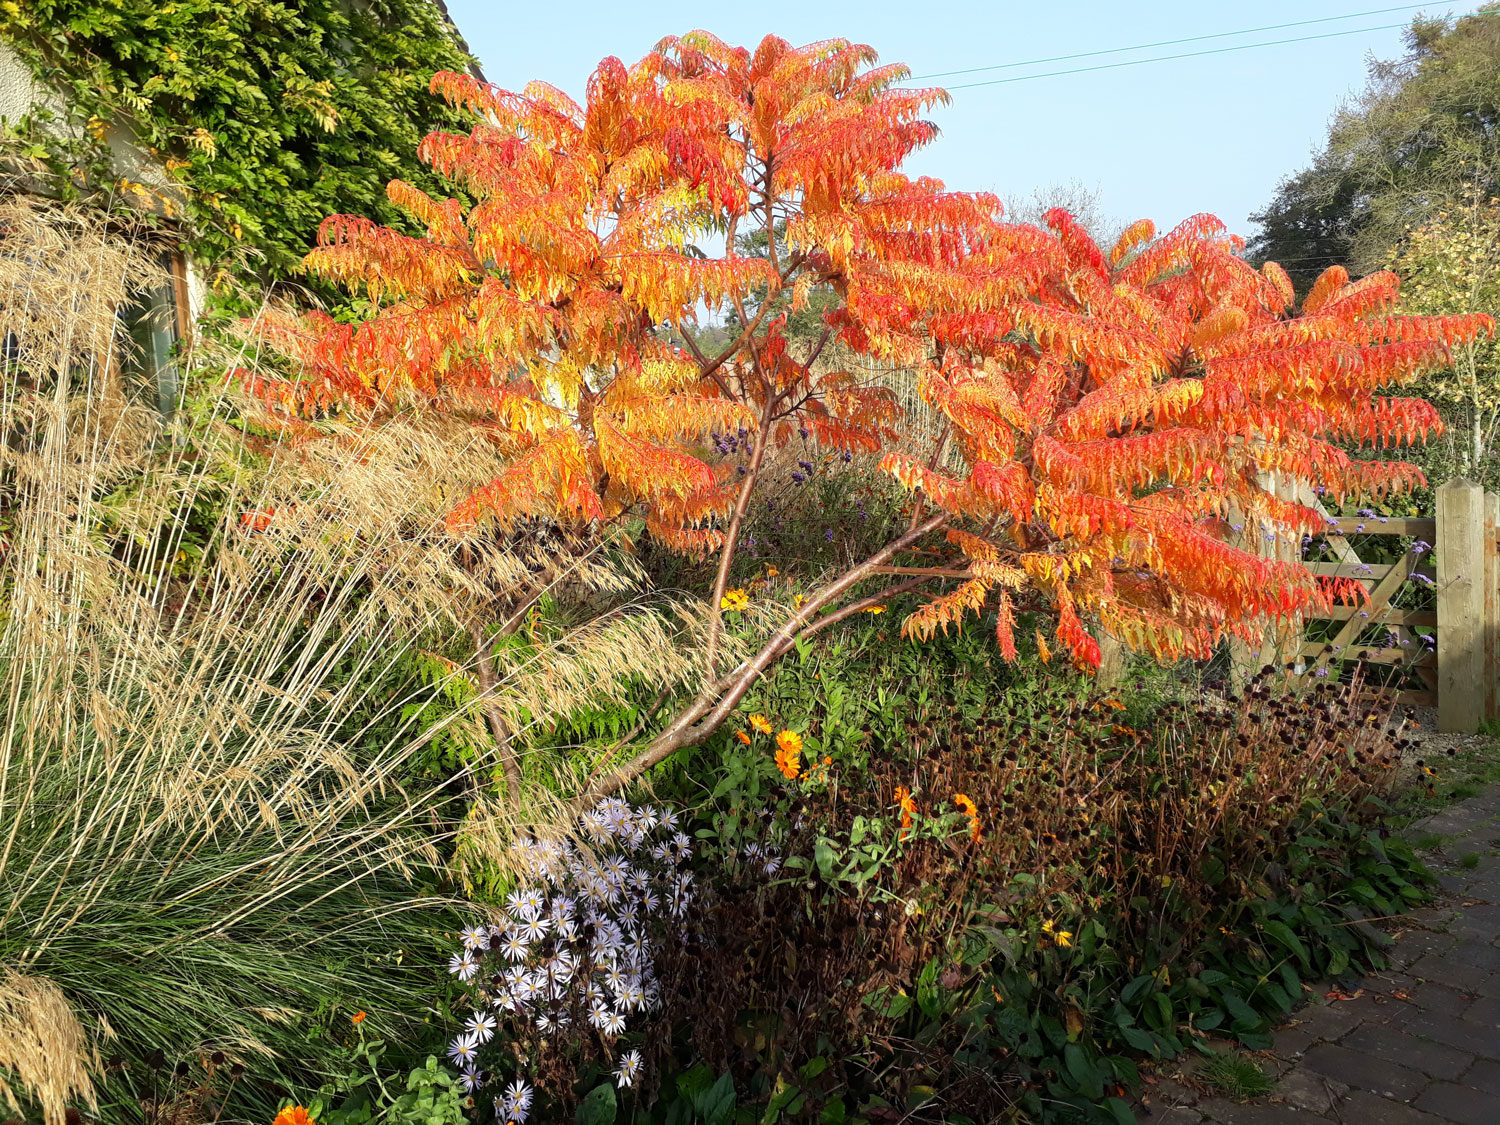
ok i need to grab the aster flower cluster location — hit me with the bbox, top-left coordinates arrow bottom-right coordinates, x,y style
445,798 -> 694,1120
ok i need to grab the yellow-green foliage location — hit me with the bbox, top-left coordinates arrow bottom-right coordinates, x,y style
1388,189 -> 1500,482
0,0 -> 478,291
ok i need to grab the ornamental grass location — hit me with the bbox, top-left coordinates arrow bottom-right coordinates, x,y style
0,198 -> 709,1120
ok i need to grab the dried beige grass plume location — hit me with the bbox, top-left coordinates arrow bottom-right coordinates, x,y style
0,972 -> 96,1125
0,195 -> 164,379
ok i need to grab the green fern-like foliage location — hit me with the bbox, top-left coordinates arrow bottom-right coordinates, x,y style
0,0 -> 479,296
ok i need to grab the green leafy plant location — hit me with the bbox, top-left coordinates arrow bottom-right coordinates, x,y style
289,1041 -> 467,1125
0,0 -> 478,294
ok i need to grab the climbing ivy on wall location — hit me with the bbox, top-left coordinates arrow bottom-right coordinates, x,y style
0,0 -> 479,298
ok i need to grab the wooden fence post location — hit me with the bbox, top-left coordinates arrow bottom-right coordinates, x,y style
1486,490 -> 1499,725
1437,479 -> 1486,733
1255,472 -> 1303,674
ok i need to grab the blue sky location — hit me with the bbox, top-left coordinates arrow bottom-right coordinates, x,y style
444,2 -> 1468,242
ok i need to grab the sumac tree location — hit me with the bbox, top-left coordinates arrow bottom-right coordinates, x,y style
246,33 -> 1491,804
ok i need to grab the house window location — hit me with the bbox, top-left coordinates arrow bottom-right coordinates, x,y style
118,248 -> 190,414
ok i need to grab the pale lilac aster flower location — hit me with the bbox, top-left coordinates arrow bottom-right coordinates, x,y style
516,971 -> 544,1002
493,987 -> 521,1013
448,1031 -> 480,1067
499,931 -> 532,963
626,932 -> 650,962
618,982 -> 646,1011
449,952 -> 479,981
593,920 -> 624,956
602,1008 -> 628,1035
504,1079 -> 533,1122
600,960 -> 627,993
458,1065 -> 484,1093
465,1009 -> 498,1043
509,886 -> 546,918
460,924 -> 489,950
615,1048 -> 643,1088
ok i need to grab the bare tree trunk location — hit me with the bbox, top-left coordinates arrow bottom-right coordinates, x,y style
703,399 -> 774,678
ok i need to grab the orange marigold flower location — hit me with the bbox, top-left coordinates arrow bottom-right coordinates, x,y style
351,1011 -> 367,1025
275,1108 -> 315,1125
774,730 -> 803,779
774,745 -> 801,780
953,793 -> 982,840
766,565 -> 779,577
894,785 -> 917,838
735,730 -> 751,744
749,714 -> 773,735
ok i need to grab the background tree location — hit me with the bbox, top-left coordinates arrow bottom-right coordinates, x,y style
1005,178 -> 1120,249
1385,185 -> 1500,487
250,33 -> 1488,812
1248,4 -> 1500,293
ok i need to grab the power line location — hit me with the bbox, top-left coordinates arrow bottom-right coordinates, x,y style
906,3 -> 1442,82
933,20 -> 1431,90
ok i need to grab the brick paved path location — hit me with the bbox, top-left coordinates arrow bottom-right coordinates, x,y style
1136,785 -> 1500,1125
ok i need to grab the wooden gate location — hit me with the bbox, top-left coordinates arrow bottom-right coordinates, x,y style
1293,512 -> 1438,707
1255,478 -> 1500,732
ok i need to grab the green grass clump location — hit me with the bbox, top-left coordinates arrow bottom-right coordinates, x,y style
1198,1051 -> 1274,1099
